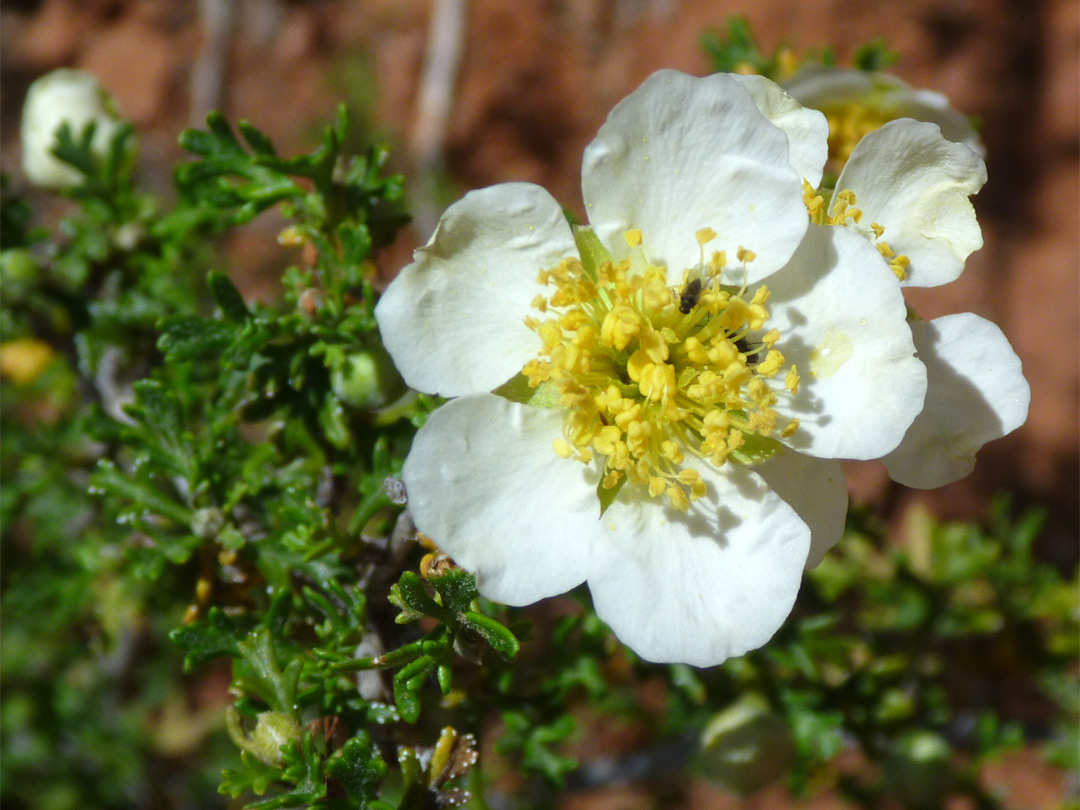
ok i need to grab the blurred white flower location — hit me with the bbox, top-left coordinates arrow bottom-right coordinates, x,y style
782,66 -> 984,169
377,71 -> 927,666
21,69 -> 122,189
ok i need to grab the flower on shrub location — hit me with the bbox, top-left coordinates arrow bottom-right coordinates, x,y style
20,69 -> 121,189
782,66 -> 984,170
375,70 -> 945,666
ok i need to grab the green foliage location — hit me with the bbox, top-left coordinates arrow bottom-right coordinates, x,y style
3,80 -> 1076,810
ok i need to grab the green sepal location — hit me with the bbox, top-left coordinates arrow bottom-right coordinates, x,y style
597,474 -> 626,518
493,374 -> 563,410
572,225 -> 610,282
730,432 -> 782,465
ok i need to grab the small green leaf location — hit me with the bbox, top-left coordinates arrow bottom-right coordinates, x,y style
169,606 -> 251,672
325,732 -> 388,803
462,611 -> 520,659
207,270 -> 249,322
157,315 -> 235,361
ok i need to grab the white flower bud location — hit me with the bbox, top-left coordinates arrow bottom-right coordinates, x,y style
20,69 -> 122,189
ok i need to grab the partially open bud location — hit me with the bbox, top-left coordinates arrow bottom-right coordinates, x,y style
699,693 -> 795,796
21,69 -> 123,189
330,345 -> 406,411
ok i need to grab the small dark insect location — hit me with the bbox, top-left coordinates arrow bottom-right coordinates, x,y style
679,278 -> 703,313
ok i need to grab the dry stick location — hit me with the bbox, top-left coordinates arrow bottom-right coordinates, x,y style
191,0 -> 238,125
410,0 -> 467,241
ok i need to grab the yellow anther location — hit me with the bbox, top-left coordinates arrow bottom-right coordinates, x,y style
624,229 -> 643,247
737,247 -> 757,263
761,328 -> 780,347
757,349 -> 786,377
696,227 -> 717,245
640,328 -> 669,364
530,294 -> 548,312
781,419 -> 800,438
553,438 -> 574,459
870,222 -> 885,238
667,485 -> 690,511
785,365 -> 801,394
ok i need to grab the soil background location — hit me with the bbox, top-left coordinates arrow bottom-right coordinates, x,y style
1,1 -> 1077,807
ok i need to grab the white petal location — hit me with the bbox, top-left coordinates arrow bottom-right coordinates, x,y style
884,314 -> 1029,488
587,459 -> 810,666
755,449 -> 848,569
402,394 -> 595,604
762,225 -> 926,459
833,119 -> 987,288
375,183 -> 576,397
581,70 -> 807,286
729,74 -> 829,188
782,67 -> 983,156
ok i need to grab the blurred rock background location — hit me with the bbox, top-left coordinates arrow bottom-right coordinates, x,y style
1,1 -> 1076,807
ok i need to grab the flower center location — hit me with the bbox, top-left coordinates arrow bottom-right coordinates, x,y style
522,229 -> 800,512
821,102 -> 894,169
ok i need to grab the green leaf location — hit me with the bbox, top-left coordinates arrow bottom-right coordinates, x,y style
207,270 -> 250,322
325,732 -> 388,804
427,568 -> 479,614
158,315 -> 236,361
392,654 -> 435,724
462,611 -> 520,659
169,606 -> 251,672
854,38 -> 899,71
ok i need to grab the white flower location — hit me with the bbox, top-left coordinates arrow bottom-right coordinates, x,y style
376,70 -> 927,666
786,105 -> 1028,487
21,69 -> 122,189
782,66 -> 984,168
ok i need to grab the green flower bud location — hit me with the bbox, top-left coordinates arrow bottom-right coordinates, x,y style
882,730 -> 953,810
699,693 -> 795,796
21,69 -> 123,189
330,345 -> 405,411
225,706 -> 303,767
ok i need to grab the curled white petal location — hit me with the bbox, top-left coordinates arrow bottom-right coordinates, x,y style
884,314 -> 1029,489
402,394 -> 595,604
782,67 -> 984,156
833,119 -> 987,288
375,183 -> 576,397
582,70 -> 807,285
755,449 -> 848,569
763,224 -> 926,460
587,458 -> 810,667
730,73 -> 829,188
